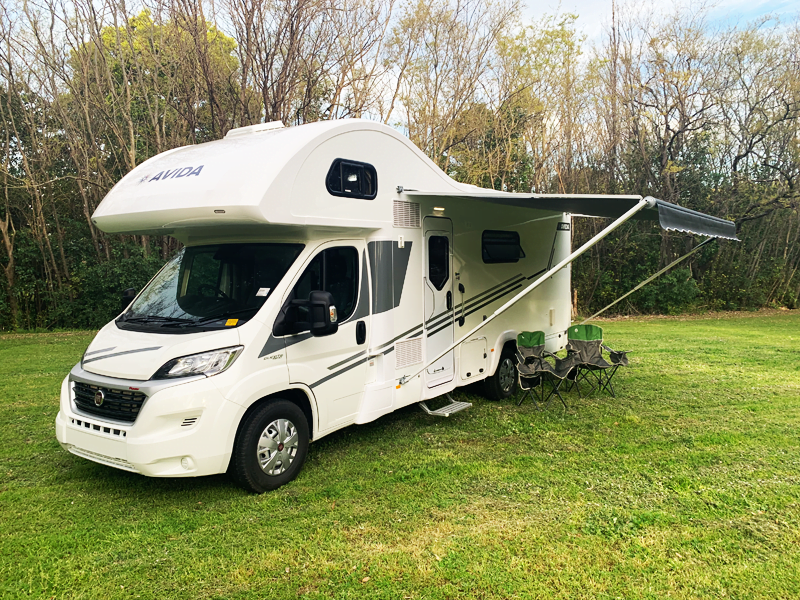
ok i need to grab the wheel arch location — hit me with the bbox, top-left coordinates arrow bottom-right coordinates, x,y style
228,386 -> 318,469
489,330 -> 518,375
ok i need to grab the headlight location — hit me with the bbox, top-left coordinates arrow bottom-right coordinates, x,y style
152,346 -> 244,379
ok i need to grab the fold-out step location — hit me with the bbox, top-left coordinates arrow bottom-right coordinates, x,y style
418,394 -> 472,417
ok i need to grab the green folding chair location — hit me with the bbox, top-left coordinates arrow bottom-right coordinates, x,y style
566,324 -> 629,397
516,331 -> 578,410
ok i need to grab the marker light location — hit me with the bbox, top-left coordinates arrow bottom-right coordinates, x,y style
152,346 -> 243,379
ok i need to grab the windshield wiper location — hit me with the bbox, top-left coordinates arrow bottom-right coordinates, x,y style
189,307 -> 260,325
122,315 -> 194,324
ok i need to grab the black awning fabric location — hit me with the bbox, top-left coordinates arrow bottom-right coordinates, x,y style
404,192 -> 738,240
526,194 -> 647,219
527,195 -> 738,239
653,199 -> 738,240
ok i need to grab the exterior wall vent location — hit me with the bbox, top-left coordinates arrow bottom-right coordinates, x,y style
393,201 -> 421,228
395,337 -> 423,368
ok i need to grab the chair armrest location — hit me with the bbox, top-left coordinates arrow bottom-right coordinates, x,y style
601,344 -> 631,355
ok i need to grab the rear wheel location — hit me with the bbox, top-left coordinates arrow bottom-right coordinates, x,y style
231,400 -> 309,493
484,347 -> 518,401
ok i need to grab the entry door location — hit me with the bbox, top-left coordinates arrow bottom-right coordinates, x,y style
282,242 -> 370,430
424,217 -> 454,388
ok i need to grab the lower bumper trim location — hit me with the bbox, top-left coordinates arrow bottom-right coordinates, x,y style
67,446 -> 138,473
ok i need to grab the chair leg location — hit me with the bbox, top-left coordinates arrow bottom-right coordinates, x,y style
568,368 -> 582,397
543,377 -> 568,411
574,368 -> 596,396
600,366 -> 619,398
517,387 -> 531,406
517,376 -> 541,407
586,368 -> 605,395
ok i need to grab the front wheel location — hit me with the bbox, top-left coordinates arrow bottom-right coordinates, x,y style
231,400 -> 309,493
484,348 -> 518,401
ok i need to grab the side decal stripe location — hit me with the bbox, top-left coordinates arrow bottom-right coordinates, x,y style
83,346 -> 116,358
259,332 -> 312,358
373,322 -> 425,351
427,282 -> 524,338
462,273 -> 524,305
312,346 -> 394,389
526,268 -> 547,280
425,275 -> 525,329
82,346 -> 162,364
328,350 -> 367,371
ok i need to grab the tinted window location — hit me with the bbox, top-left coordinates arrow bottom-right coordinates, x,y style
292,246 -> 359,326
428,236 -> 449,291
326,159 -> 377,199
482,230 -> 526,264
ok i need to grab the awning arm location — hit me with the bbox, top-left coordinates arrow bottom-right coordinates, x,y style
579,237 -> 715,324
397,197 -> 653,386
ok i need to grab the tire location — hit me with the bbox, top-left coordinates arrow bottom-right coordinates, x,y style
484,347 -> 518,401
231,400 -> 309,493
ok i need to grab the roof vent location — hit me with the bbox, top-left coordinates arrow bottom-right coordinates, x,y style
225,121 -> 285,139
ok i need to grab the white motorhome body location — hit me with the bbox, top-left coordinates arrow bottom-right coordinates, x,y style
55,119 -> 737,491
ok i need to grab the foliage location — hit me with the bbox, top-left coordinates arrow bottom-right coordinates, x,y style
1,1 -> 799,329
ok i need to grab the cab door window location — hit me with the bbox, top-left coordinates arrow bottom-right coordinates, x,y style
292,246 -> 359,328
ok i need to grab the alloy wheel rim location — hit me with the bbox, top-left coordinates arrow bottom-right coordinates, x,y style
257,418 -> 299,476
499,358 -> 515,392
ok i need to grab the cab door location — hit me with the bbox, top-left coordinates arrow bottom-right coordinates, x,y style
424,217 -> 454,388
280,241 -> 370,430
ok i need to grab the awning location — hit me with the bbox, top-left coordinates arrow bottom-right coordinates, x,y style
403,192 -> 739,241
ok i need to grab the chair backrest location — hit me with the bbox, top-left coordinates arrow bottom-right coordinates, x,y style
567,324 -> 605,365
517,331 -> 547,364
567,324 -> 603,343
518,330 -> 545,348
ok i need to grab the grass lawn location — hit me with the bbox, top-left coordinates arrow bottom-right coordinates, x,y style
1,311 -> 800,599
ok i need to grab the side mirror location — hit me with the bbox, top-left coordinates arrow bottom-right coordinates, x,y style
272,290 -> 339,337
121,288 -> 137,312
308,290 -> 338,337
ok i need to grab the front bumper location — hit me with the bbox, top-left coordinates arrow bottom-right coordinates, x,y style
55,364 -> 243,477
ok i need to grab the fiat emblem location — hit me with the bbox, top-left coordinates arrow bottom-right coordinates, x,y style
93,390 -> 105,407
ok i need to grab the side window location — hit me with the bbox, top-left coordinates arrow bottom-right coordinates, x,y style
482,230 -> 525,264
292,246 -> 359,327
428,236 -> 449,290
326,159 -> 378,200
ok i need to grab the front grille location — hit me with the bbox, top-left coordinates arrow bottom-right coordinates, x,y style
73,381 -> 146,423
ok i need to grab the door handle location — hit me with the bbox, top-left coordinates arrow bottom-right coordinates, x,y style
458,283 -> 466,326
356,321 -> 366,345
446,291 -> 452,310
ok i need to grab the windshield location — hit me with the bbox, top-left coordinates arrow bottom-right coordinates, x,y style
117,243 -> 304,333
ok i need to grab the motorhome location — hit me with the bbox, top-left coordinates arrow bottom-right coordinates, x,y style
55,119 -> 737,492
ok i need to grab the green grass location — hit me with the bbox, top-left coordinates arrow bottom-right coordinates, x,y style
1,312 -> 800,599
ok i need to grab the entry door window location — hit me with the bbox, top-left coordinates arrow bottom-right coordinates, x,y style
428,236 -> 449,290
293,246 -> 359,324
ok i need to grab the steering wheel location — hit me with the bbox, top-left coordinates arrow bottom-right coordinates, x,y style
196,284 -> 230,299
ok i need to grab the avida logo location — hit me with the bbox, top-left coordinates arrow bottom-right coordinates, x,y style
143,165 -> 204,182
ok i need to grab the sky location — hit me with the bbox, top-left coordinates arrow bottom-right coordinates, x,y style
521,0 -> 799,43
